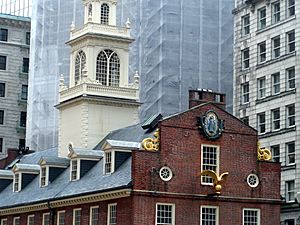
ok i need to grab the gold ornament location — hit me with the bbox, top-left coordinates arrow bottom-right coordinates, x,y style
142,129 -> 160,152
257,142 -> 272,161
199,170 -> 229,195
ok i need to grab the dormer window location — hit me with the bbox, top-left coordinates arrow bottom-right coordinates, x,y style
88,4 -> 93,16
96,50 -> 120,86
105,151 -> 114,174
40,167 -> 48,187
100,3 -> 109,24
75,50 -> 86,85
71,160 -> 79,181
13,173 -> 21,192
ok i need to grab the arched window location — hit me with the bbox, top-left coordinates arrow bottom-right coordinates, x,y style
88,4 -> 92,16
96,49 -> 120,86
74,51 -> 86,84
100,3 -> 109,24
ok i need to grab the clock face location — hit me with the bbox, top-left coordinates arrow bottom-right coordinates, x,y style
198,110 -> 224,140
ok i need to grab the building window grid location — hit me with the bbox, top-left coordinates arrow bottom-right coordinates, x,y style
57,211 -> 65,225
90,206 -> 99,225
272,37 -> 281,59
243,209 -> 260,225
272,72 -> 280,94
43,213 -> 50,225
41,167 -> 47,187
71,160 -> 78,181
258,7 -> 266,30
242,48 -> 250,70
287,30 -> 295,53
1,219 -> 7,225
257,113 -> 266,134
271,108 -> 280,131
242,14 -> 250,36
156,204 -> 174,225
257,77 -> 266,99
241,83 -> 249,104
272,2 -> 281,24
286,104 -> 295,127
286,180 -> 295,202
286,67 -> 295,90
258,42 -> 266,63
101,3 -> 109,24
73,209 -> 81,225
271,145 -> 280,162
27,215 -> 35,225
286,142 -> 295,165
13,217 -> 20,225
96,50 -> 120,87
74,51 -> 86,85
201,145 -> 218,185
14,173 -> 20,192
0,55 -> 7,70
105,152 -> 112,174
0,28 -> 8,41
201,206 -> 218,225
287,0 -> 295,17
108,203 -> 117,225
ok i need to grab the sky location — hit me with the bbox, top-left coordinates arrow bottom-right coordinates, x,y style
0,0 -> 31,17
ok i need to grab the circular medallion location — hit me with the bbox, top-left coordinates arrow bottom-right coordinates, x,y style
159,166 -> 173,182
247,173 -> 259,188
199,110 -> 224,140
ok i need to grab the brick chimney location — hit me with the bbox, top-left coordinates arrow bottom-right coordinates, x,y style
189,89 -> 226,110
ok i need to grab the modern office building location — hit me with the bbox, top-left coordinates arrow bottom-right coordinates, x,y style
0,14 -> 30,158
0,0 -> 31,17
26,0 -> 235,152
233,0 -> 299,223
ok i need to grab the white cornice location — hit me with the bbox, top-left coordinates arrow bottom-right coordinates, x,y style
0,189 -> 131,216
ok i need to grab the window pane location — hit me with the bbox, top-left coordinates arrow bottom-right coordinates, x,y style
0,29 -> 8,41
0,56 -> 7,70
157,204 -> 173,225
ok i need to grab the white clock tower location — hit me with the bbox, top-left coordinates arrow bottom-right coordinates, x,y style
57,0 -> 139,157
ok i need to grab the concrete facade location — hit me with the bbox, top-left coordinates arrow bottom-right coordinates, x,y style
233,0 -> 300,222
0,14 -> 30,158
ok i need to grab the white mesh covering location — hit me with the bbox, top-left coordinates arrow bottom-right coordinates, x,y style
27,0 -> 234,151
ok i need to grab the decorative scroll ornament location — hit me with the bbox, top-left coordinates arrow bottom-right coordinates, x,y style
197,110 -> 224,140
257,142 -> 272,161
142,129 -> 160,152
199,170 -> 229,195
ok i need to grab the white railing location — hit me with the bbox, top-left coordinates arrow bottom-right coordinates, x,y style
70,22 -> 131,40
60,83 -> 138,102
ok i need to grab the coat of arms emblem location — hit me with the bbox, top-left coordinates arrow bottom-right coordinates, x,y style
197,110 -> 224,140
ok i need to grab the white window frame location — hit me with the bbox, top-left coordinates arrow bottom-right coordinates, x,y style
57,210 -> 65,225
257,113 -> 266,134
271,108 -> 280,131
286,180 -> 295,202
257,77 -> 266,99
201,144 -> 219,185
89,206 -> 99,225
13,173 -> 21,192
104,151 -> 115,174
286,30 -> 295,53
287,0 -> 295,17
272,1 -> 281,24
241,48 -> 250,70
241,14 -> 250,36
286,142 -> 295,165
27,215 -> 35,225
257,7 -> 266,30
286,104 -> 295,127
107,203 -> 117,225
241,82 -> 249,104
155,203 -> 175,225
272,72 -> 280,95
243,208 -> 260,225
286,67 -> 295,90
13,217 -> 20,225
40,166 -> 48,187
257,42 -> 266,63
1,219 -> 7,225
70,159 -> 80,181
42,213 -> 50,225
272,36 -> 281,59
200,205 -> 219,225
73,208 -> 81,225
271,145 -> 280,163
